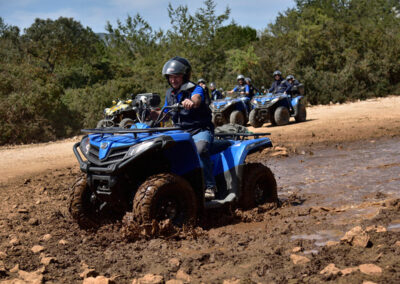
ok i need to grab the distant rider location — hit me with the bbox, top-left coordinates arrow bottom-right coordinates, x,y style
209,82 -> 223,100
228,75 -> 250,97
285,75 -> 300,96
268,70 -> 283,94
156,57 -> 217,200
245,77 -> 256,99
197,78 -> 211,105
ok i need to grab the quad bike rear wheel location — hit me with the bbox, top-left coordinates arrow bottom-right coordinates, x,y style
119,118 -> 136,129
239,163 -> 278,209
249,109 -> 264,128
69,178 -> 101,229
294,103 -> 307,123
274,106 -> 290,126
132,173 -> 197,226
230,110 -> 246,126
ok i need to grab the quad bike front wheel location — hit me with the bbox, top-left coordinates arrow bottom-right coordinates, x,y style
132,173 -> 197,227
274,106 -> 290,126
239,163 -> 278,209
119,118 -> 136,129
69,178 -> 101,229
294,103 -> 307,123
212,114 -> 225,127
249,109 -> 264,128
230,110 -> 246,126
96,119 -> 114,128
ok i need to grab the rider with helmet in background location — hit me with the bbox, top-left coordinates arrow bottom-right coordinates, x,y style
285,75 -> 301,96
228,75 -> 250,97
209,82 -> 223,101
245,77 -> 256,99
268,70 -> 284,94
197,78 -> 211,105
158,56 -> 217,200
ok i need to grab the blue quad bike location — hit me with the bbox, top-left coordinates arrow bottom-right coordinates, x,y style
69,105 -> 278,229
249,85 -> 307,127
210,92 -> 251,127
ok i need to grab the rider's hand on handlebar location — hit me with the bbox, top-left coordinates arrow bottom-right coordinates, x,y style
181,98 -> 194,110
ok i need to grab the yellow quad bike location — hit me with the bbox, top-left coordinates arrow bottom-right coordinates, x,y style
97,93 -> 161,128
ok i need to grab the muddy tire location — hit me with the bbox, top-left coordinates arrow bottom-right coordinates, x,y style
230,110 -> 245,126
249,109 -> 264,128
239,163 -> 278,209
69,178 -> 100,229
274,106 -> 290,126
269,112 -> 276,126
132,173 -> 197,226
96,119 -> 113,128
294,103 -> 307,123
119,118 -> 136,129
212,114 -> 225,127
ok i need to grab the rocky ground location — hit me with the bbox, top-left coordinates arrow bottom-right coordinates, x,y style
0,96 -> 400,283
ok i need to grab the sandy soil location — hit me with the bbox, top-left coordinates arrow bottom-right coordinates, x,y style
0,96 -> 399,283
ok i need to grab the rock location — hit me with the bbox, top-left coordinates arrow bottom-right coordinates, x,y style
0,260 -> 6,275
132,274 -> 164,284
28,218 -> 39,226
292,246 -> 302,253
83,276 -> 114,284
358,264 -> 382,275
31,245 -> 45,253
17,208 -> 29,214
341,226 -> 371,247
18,269 -> 44,283
395,241 -> 400,247
0,251 -> 6,259
362,281 -> 377,284
223,279 -> 241,284
42,234 -> 52,241
58,239 -> 68,245
290,254 -> 310,265
9,238 -> 20,246
10,264 -> 19,273
80,268 -> 99,279
176,270 -> 191,282
366,225 -> 387,233
325,241 -> 339,247
165,280 -> 184,284
168,258 -> 180,271
320,263 -> 340,275
341,267 -> 359,275
40,256 -> 56,266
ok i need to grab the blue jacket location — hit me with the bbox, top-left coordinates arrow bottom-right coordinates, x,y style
269,79 -> 283,93
164,82 -> 213,134
211,89 -> 223,100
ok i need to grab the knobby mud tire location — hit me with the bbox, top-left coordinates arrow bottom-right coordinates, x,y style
249,109 -> 264,128
230,110 -> 246,126
119,118 -> 136,129
132,173 -> 197,227
69,178 -> 101,229
274,106 -> 290,126
239,163 -> 278,209
294,103 -> 307,123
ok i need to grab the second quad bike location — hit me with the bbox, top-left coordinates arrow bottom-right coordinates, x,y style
210,92 -> 251,127
96,93 -> 161,128
70,104 -> 277,229
249,84 -> 307,127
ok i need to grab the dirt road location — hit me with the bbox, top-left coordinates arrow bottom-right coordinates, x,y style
0,96 -> 399,283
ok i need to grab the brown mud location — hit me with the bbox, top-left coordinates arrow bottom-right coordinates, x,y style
1,96 -> 400,283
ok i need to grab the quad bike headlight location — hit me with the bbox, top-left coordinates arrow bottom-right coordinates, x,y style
271,97 -> 279,104
80,137 -> 91,156
126,140 -> 156,157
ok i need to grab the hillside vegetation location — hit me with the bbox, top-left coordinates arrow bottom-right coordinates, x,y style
1,0 -> 399,144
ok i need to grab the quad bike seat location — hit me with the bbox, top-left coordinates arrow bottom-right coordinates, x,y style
210,139 -> 233,155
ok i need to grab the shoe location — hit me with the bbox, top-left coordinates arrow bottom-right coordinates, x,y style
205,186 -> 216,200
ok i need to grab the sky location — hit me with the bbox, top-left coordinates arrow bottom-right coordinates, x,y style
0,0 -> 296,34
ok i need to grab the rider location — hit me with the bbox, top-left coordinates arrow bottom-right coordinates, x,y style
228,75 -> 250,97
268,70 -> 283,94
245,77 -> 256,99
160,57 -> 217,200
209,82 -> 223,100
285,75 -> 300,96
197,78 -> 211,105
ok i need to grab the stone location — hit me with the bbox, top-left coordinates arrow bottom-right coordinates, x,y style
325,241 -> 339,247
359,264 -> 382,275
31,245 -> 45,253
40,256 -> 56,266
17,208 -> 29,214
9,238 -> 20,246
362,281 -> 377,284
0,251 -> 6,259
18,269 -> 44,284
168,258 -> 180,270
165,280 -> 184,284
10,264 -> 19,273
290,254 -> 310,265
83,276 -> 114,284
320,263 -> 340,275
132,274 -> 164,284
42,234 -> 52,241
223,279 -> 241,284
58,239 -> 68,245
0,260 -> 6,275
341,267 -> 359,275
80,268 -> 99,279
292,246 -> 302,253
176,270 -> 191,282
28,218 -> 39,226
341,226 -> 371,247
395,241 -> 400,247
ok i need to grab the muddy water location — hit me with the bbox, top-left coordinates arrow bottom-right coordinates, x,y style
268,137 -> 400,245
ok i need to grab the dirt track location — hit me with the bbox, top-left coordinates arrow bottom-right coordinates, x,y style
0,96 -> 400,283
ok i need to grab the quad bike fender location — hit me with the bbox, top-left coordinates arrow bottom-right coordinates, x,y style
291,95 -> 304,108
